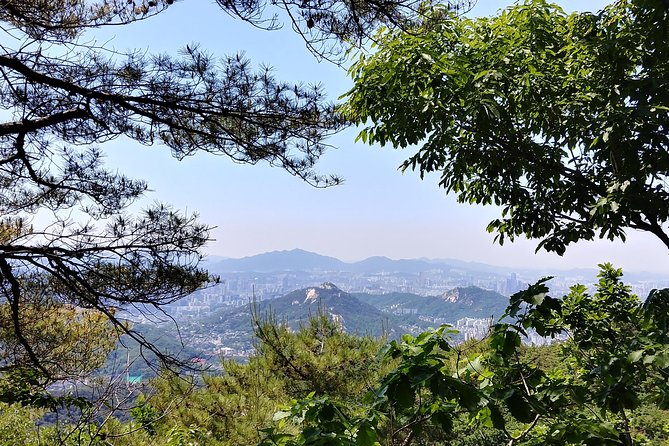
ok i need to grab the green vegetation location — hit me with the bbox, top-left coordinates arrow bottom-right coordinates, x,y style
24,314 -> 387,446
0,296 -> 118,409
259,265 -> 669,446
3,266 -> 667,446
0,0 -> 450,387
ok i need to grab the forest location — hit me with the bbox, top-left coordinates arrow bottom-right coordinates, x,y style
0,0 -> 668,445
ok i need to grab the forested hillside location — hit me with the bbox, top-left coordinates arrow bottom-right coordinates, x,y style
355,286 -> 508,321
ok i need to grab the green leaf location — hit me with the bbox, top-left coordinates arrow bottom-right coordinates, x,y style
431,411 -> 453,433
389,376 -> 415,409
355,421 -> 378,446
530,292 -> 546,305
489,404 -> 506,430
273,410 -> 292,421
302,427 -> 321,442
654,352 -> 669,368
506,391 -> 534,424
453,380 -> 480,411
627,349 -> 644,363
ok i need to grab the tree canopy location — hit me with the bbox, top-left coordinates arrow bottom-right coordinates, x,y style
344,0 -> 669,254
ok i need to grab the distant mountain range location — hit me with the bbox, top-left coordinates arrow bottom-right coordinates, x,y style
205,248 -> 667,280
205,248 -> 518,274
207,249 -> 346,272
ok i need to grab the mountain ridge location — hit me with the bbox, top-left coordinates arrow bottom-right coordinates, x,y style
208,249 -> 346,272
207,248 -> 519,274
207,282 -> 399,339
204,249 -> 668,283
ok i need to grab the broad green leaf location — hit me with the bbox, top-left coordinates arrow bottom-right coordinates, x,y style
506,391 -> 534,424
627,349 -> 644,363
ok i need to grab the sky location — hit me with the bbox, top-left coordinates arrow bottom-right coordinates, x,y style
93,0 -> 669,274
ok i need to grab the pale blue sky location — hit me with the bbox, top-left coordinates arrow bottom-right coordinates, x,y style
94,0 -> 669,273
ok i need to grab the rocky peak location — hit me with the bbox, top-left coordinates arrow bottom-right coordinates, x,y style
304,288 -> 319,304
441,288 -> 460,303
439,288 -> 477,306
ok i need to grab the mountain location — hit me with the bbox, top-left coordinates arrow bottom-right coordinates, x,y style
208,249 -> 346,272
208,249 -> 474,274
207,283 -> 509,348
349,256 -> 436,273
355,286 -> 509,322
207,282 -> 398,339
205,249 -> 668,278
422,258 -> 519,274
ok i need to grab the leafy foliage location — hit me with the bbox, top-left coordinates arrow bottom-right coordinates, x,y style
267,266 -> 669,446
0,0 -> 480,433
0,402 -> 44,446
0,298 -> 117,380
252,313 -> 388,400
128,314 -> 387,446
5,269 -> 668,446
0,0 -> 339,379
344,0 -> 669,253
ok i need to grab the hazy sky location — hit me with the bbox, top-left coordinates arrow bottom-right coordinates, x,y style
94,0 -> 669,273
